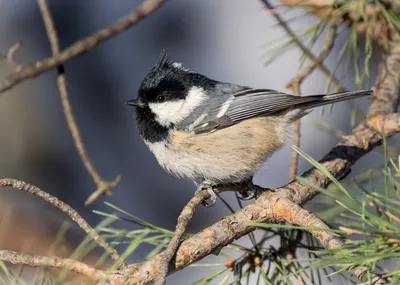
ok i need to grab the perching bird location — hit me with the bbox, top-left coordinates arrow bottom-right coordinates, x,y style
127,53 -> 371,206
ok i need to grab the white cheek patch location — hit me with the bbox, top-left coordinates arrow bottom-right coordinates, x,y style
149,86 -> 207,127
149,100 -> 185,126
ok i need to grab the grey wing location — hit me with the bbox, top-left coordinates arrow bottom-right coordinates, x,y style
191,89 -> 319,134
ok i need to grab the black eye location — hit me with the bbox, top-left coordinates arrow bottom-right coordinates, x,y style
157,95 -> 166,102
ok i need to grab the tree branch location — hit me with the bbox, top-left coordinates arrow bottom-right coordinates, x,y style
287,24 -> 338,181
0,250 -> 105,281
277,199 -> 387,284
155,192 -> 208,285
0,0 -> 165,95
0,179 -> 122,265
37,0 -> 122,206
5,43 -> 22,72
261,0 -> 344,92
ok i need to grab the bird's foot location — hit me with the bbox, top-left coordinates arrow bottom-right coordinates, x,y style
195,180 -> 218,207
237,180 -> 264,201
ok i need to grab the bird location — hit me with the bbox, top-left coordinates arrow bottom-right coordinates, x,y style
127,52 -> 371,206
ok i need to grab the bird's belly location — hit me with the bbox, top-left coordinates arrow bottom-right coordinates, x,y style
146,117 -> 289,183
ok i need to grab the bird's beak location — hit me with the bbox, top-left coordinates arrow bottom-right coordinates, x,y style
126,99 -> 145,108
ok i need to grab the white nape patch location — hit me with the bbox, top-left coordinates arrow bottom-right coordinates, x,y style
172,62 -> 182,68
188,113 -> 208,131
149,86 -> 207,127
172,62 -> 190,71
216,98 -> 233,118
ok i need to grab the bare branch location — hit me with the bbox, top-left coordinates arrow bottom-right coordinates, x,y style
0,0 -> 165,95
37,0 -> 122,207
290,107 -> 301,180
0,250 -> 105,281
287,25 -> 338,181
156,192 -> 208,285
6,43 -> 22,72
369,34 -> 400,117
263,0 -> 366,122
279,0 -> 336,7
286,25 -> 338,90
261,0 -> 344,92
0,179 -> 122,264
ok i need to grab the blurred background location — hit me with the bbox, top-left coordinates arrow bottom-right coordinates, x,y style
0,0 -> 391,284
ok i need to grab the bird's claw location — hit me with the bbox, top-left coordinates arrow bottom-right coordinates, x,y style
195,180 -> 218,207
237,189 -> 255,200
237,180 -> 263,201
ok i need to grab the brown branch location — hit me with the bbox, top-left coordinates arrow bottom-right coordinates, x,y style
279,0 -> 397,39
286,25 -> 338,90
279,0 -> 337,7
278,200 -> 387,284
0,249 -> 105,281
261,0 -> 344,92
37,0 -> 122,206
287,25 -> 338,181
263,0 -> 367,122
289,94 -> 301,181
369,34 -> 400,118
155,192 -> 208,285
0,0 -> 165,95
6,43 -> 22,72
0,179 -> 122,265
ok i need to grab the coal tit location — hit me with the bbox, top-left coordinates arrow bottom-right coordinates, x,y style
127,52 -> 371,206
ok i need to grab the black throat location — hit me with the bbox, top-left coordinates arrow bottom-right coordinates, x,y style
135,106 -> 169,143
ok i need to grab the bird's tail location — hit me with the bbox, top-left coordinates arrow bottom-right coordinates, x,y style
302,90 -> 372,110
287,90 -> 372,121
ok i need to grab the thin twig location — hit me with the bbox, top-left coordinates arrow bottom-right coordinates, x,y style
286,25 -> 338,90
0,178 -> 123,265
264,0 -> 367,123
38,0 -> 122,206
6,43 -> 22,72
287,25 -> 338,181
0,0 -> 165,95
261,0 -> 343,92
156,191 -> 208,285
0,250 -> 105,281
289,90 -> 301,181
